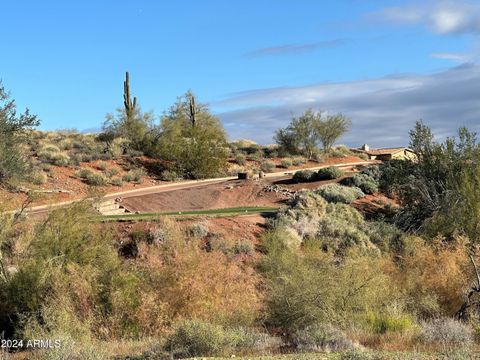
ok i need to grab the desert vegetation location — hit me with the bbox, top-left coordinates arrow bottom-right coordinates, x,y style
2,75 -> 480,359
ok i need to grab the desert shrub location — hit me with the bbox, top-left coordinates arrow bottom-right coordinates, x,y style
137,240 -> 262,330
71,153 -> 93,164
342,174 -> 379,194
96,161 -> 108,171
261,227 -> 302,252
76,167 -> 94,179
358,153 -> 369,161
105,137 -> 129,158
388,241 -> 468,318
188,223 -> 209,238
263,145 -> 279,159
40,163 -> 51,172
330,148 -> 346,158
38,149 -> 70,166
84,172 -> 107,186
39,144 -> 60,153
122,168 -> 145,183
247,150 -> 264,161
366,221 -> 407,253
280,158 -> 292,169
366,312 -> 414,334
110,177 -> 123,186
235,153 -> 246,166
164,320 -> 274,358
420,318 -> 472,346
105,167 -> 119,178
206,234 -> 233,254
317,166 -> 343,180
292,157 -> 306,166
361,165 -> 381,182
31,171 -> 48,185
0,203 -> 139,339
261,246 -> 390,331
233,239 -> 254,256
292,169 -> 316,183
260,160 -> 276,173
58,138 -> 74,151
316,184 -> 364,204
160,170 -> 180,181
312,150 -> 325,162
292,323 -> 357,352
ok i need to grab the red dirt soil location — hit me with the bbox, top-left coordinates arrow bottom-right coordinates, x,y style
121,179 -> 289,213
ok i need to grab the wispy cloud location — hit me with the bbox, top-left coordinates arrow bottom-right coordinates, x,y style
215,64 -> 480,147
374,1 -> 480,35
244,39 -> 348,58
431,52 -> 471,62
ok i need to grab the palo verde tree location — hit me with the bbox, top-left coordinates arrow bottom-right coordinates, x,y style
316,113 -> 351,154
154,91 -> 228,178
0,81 -> 39,185
275,109 -> 351,159
101,72 -> 154,153
274,109 -> 321,159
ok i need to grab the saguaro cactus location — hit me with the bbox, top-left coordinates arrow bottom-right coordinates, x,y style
188,93 -> 196,127
123,72 -> 137,120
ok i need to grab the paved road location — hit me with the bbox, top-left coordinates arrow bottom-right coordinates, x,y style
22,160 -> 375,215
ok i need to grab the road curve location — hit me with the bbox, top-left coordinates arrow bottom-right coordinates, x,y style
21,160 -> 375,215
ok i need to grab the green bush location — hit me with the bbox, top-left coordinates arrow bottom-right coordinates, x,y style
292,157 -> 306,166
122,169 -> 145,183
110,177 -> 123,187
188,223 -> 209,238
233,239 -> 254,255
317,166 -> 344,180
341,173 -> 379,194
75,167 -> 94,179
316,184 -> 364,204
164,320 -> 270,358
247,150 -> 264,161
160,170 -> 180,181
366,312 -> 414,334
105,167 -> 119,178
292,169 -> 316,183
235,153 -> 246,166
97,161 -> 108,171
31,171 -> 48,185
86,172 -> 107,186
38,150 -> 70,166
280,158 -> 293,169
260,160 -> 276,173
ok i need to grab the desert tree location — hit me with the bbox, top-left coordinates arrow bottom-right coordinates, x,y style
275,109 -> 321,159
154,91 -> 228,178
275,109 -> 351,159
315,113 -> 351,154
0,81 -> 39,185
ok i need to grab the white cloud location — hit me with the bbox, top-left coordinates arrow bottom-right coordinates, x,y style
431,52 -> 471,62
215,64 -> 480,147
376,1 -> 480,35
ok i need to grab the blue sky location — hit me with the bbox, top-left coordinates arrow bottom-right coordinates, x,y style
1,0 -> 480,146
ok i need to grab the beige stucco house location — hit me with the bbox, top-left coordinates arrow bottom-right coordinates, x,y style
353,144 -> 417,161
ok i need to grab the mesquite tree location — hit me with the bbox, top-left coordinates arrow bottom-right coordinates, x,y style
0,81 -> 39,184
